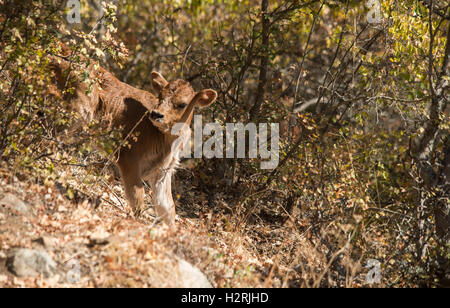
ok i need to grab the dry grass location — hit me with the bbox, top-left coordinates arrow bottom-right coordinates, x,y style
0,158 -> 373,288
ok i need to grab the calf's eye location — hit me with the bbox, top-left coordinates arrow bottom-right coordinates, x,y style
177,103 -> 187,109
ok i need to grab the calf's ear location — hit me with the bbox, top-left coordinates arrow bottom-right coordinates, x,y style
151,71 -> 168,94
195,89 -> 217,108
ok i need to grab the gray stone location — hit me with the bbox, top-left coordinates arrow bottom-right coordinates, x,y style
176,259 -> 212,288
6,248 -> 57,278
0,193 -> 32,216
88,230 -> 111,247
32,236 -> 57,249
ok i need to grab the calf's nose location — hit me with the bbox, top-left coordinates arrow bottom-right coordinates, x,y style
151,111 -> 164,120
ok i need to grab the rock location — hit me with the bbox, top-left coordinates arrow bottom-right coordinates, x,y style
0,275 -> 7,284
88,228 -> 111,247
32,236 -> 57,249
0,193 -> 32,216
176,259 -> 212,288
6,249 -> 57,278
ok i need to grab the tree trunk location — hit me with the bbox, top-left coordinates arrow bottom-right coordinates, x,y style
249,0 -> 269,122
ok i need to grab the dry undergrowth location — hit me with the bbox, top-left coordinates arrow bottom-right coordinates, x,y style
0,160 -> 367,288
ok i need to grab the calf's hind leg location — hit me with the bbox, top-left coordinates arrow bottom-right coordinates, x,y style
118,161 -> 145,217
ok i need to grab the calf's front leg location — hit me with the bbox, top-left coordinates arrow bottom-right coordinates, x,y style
148,169 -> 176,225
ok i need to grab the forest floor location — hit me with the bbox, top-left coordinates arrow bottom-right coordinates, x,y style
0,162 -> 327,288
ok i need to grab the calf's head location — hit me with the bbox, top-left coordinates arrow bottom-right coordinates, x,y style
150,72 -> 217,133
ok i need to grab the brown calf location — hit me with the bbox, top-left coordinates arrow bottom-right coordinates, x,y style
50,48 -> 217,224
